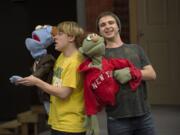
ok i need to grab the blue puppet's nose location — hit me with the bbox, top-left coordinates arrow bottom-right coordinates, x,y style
25,38 -> 42,51
25,38 -> 47,59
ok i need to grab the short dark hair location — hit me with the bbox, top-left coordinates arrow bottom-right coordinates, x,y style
96,11 -> 121,32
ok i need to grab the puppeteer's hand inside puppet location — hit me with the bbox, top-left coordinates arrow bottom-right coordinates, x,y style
9,25 -> 57,113
78,33 -> 142,116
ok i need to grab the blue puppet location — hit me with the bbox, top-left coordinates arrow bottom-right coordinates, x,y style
10,25 -> 57,113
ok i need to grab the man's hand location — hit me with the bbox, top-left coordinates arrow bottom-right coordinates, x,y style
16,75 -> 38,86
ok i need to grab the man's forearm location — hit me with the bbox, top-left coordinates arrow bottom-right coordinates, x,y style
35,77 -> 72,99
141,65 -> 156,81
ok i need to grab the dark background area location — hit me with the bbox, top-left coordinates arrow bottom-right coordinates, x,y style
0,0 -> 76,121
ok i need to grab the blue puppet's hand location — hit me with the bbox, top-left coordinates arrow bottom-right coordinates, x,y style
9,75 -> 23,84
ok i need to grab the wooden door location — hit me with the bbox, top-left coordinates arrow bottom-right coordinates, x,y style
136,0 -> 180,105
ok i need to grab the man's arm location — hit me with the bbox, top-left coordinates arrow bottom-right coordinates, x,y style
16,75 -> 72,99
141,65 -> 156,81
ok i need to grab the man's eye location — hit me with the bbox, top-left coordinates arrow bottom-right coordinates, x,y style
58,32 -> 63,35
100,23 -> 105,27
109,21 -> 115,25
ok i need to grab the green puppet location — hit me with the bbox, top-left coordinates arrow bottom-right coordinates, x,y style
79,33 -> 142,115
78,33 -> 142,135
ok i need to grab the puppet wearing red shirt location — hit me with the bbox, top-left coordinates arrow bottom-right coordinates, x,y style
78,34 -> 142,115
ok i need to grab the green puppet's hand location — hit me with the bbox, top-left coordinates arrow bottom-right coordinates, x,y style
84,115 -> 99,135
113,67 -> 132,84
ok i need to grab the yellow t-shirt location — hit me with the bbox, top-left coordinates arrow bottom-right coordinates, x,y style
48,51 -> 86,133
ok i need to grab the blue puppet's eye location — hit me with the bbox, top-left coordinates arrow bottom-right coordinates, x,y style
35,25 -> 43,30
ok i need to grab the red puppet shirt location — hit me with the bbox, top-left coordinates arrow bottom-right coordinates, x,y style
78,57 -> 142,115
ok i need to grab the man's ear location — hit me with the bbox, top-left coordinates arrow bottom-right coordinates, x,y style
68,35 -> 75,42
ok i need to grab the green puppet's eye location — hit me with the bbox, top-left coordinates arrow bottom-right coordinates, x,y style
86,33 -> 100,43
86,33 -> 98,41
86,35 -> 92,41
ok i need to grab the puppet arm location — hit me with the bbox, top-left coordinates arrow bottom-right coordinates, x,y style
33,62 -> 53,78
110,58 -> 141,87
32,55 -> 55,78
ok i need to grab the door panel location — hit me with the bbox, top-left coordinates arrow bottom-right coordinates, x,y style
137,0 -> 180,104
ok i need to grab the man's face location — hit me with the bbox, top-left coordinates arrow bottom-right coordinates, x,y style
54,32 -> 69,52
98,15 -> 119,40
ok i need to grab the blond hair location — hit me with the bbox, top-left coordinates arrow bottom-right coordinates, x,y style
57,21 -> 84,47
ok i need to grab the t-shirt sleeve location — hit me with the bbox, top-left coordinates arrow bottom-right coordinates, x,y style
61,62 -> 80,89
137,45 -> 151,67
